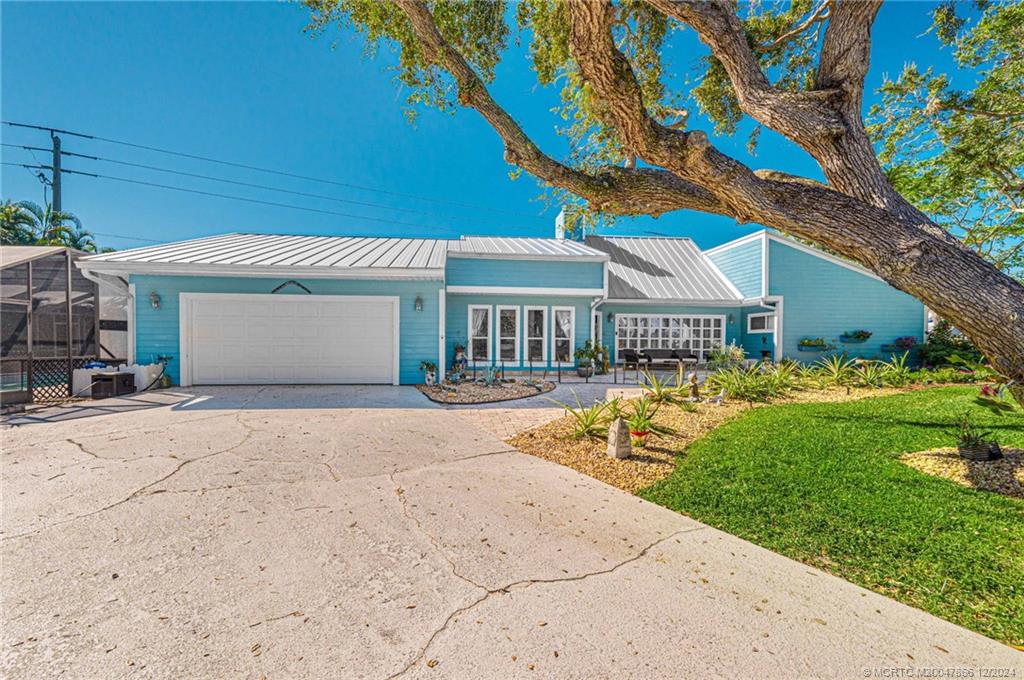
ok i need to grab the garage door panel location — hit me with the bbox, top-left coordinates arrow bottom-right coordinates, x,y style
186,295 -> 396,385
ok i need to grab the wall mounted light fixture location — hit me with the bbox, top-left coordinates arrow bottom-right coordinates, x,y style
728,313 -> 735,324
414,295 -> 423,312
607,312 -> 614,322
149,291 -> 161,310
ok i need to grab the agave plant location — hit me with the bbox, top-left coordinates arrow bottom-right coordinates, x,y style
882,352 -> 914,387
762,361 -> 798,396
816,354 -> 856,387
706,366 -> 773,402
640,370 -> 684,404
855,361 -> 886,388
547,393 -> 608,439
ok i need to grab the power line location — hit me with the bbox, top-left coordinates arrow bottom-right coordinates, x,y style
3,120 -> 545,220
2,161 -> 452,231
1,142 -> 459,219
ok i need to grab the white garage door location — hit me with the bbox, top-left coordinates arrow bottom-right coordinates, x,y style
181,294 -> 398,386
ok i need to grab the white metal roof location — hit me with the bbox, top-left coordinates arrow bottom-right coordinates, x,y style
447,236 -> 608,261
80,233 -> 450,279
585,236 -> 743,302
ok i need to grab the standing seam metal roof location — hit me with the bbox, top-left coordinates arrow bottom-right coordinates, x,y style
584,236 -> 742,301
447,236 -> 608,259
82,233 -> 450,270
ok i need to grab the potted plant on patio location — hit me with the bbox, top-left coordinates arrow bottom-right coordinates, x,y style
574,341 -> 596,378
420,360 -> 437,385
949,412 -> 1003,461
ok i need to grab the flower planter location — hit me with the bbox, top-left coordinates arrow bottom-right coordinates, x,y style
629,431 -> 650,447
576,365 -> 594,378
839,335 -> 868,344
958,442 -> 1003,461
797,345 -> 831,352
880,344 -> 917,353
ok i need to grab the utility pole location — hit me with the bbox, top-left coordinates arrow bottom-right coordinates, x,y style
51,132 -> 62,212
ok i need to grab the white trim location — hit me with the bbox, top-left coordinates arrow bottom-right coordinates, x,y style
496,305 -> 521,364
551,306 -> 575,366
524,305 -> 548,364
600,298 -> 745,307
760,232 -> 769,297
438,288 -> 446,379
923,305 -> 931,341
602,262 -> 609,299
177,293 -> 401,387
446,251 -> 608,263
705,230 -> 885,284
765,233 -> 883,281
78,261 -> 443,281
764,295 -> 784,361
467,304 -> 492,365
127,282 -> 136,365
747,311 -> 775,334
446,285 -> 605,297
703,230 -> 766,256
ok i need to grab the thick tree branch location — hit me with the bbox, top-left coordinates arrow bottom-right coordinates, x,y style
816,0 -> 882,114
645,0 -> 846,138
393,0 -> 728,218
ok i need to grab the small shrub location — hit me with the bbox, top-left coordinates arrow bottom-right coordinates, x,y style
796,365 -> 827,389
918,319 -> 984,367
763,361 -> 798,395
603,396 -> 625,421
947,411 -> 992,448
706,342 -> 746,370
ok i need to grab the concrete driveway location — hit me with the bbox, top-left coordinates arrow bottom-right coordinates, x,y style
2,387 -> 1019,678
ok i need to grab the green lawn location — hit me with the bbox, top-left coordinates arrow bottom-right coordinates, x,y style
639,387 -> 1024,646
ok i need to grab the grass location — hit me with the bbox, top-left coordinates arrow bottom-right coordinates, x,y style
638,386 -> 1024,646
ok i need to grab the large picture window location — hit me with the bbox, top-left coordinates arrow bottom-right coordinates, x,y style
497,306 -> 519,363
552,307 -> 575,365
614,314 -> 724,362
525,307 -> 546,364
468,305 -> 491,363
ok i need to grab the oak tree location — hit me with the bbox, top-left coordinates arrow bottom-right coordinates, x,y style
306,0 -> 1024,399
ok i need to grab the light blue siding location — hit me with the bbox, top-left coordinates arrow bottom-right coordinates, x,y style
445,257 -> 604,290
739,306 -> 776,360
131,275 -> 442,385
596,304 -> 743,363
767,240 -> 925,361
445,294 -> 592,370
707,238 -> 762,298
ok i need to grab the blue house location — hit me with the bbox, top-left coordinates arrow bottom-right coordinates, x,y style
77,227 -> 926,386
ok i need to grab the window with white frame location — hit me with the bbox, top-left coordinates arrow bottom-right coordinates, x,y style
552,307 -> 575,364
525,307 -> 546,364
614,314 -> 724,362
747,312 -> 775,333
468,305 -> 491,363
497,306 -> 519,363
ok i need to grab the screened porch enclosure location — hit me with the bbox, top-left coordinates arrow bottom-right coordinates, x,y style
1,248 -> 100,404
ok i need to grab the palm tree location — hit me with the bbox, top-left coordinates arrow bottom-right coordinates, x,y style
0,201 -> 37,245
15,200 -> 81,246
63,225 -> 97,253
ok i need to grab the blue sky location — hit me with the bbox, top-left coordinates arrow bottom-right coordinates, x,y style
1,1 -> 958,250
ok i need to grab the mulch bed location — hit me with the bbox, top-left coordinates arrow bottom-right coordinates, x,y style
417,380 -> 555,405
508,386 -> 925,494
900,447 -> 1024,498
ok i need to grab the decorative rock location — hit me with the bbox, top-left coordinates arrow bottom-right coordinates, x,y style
607,418 -> 631,459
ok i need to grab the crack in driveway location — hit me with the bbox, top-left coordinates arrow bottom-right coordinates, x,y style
384,525 -> 702,679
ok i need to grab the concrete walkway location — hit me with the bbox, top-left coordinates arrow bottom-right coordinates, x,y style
2,386 -> 1019,678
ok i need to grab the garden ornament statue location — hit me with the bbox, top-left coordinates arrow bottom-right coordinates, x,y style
708,389 -> 727,406
687,372 -> 700,401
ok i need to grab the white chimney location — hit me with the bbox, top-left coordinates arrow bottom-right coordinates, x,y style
555,207 -> 566,240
